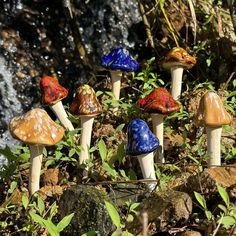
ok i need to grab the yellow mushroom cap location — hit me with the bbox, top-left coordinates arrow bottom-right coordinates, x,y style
9,108 -> 65,145
195,91 -> 232,127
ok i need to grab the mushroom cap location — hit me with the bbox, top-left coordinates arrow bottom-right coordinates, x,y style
195,91 -> 232,127
137,87 -> 180,115
40,76 -> 68,105
69,84 -> 102,116
9,108 -> 65,145
126,119 -> 159,156
159,47 -> 196,70
101,47 -> 139,72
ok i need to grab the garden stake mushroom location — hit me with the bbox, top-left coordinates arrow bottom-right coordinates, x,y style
69,84 -> 102,165
101,47 -> 139,100
126,119 -> 160,191
40,75 -> 74,131
159,47 -> 196,100
195,91 -> 232,166
9,108 -> 64,195
137,87 -> 180,163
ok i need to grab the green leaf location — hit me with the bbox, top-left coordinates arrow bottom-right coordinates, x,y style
8,181 -> 17,194
220,216 -> 236,229
102,162 -> 117,178
57,213 -> 74,232
29,211 -> 45,226
69,148 -> 76,157
98,139 -> 107,162
205,210 -> 212,220
37,196 -> 45,215
81,231 -> 98,236
104,200 -> 121,228
22,194 -> 29,210
129,203 -> 140,212
217,185 -> 230,208
218,204 -> 227,214
194,192 -> 207,209
43,219 -> 60,236
49,202 -> 58,220
115,123 -> 125,133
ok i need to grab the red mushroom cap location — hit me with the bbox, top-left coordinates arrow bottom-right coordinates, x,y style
137,87 -> 180,114
40,76 -> 68,105
69,84 -> 102,116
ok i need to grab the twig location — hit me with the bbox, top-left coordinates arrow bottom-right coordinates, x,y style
212,214 -> 223,236
141,212 -> 149,236
138,0 -> 155,49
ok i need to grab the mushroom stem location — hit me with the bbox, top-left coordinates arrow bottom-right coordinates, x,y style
29,145 -> 44,195
151,113 -> 165,163
206,126 -> 222,166
79,116 -> 94,164
51,101 -> 74,131
137,152 -> 157,191
171,66 -> 184,100
110,71 -> 122,100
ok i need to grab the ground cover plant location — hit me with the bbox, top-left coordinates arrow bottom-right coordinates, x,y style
0,0 -> 235,235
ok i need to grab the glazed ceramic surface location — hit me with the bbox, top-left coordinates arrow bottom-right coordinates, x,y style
126,118 -> 159,156
69,84 -> 102,116
195,91 -> 232,127
40,76 -> 68,105
101,47 -> 139,72
160,47 -> 196,70
137,87 -> 180,114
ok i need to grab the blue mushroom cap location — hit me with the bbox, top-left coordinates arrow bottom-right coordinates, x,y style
101,47 -> 139,72
126,119 -> 159,156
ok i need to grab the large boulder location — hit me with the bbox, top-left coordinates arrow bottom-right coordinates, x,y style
58,185 -> 115,235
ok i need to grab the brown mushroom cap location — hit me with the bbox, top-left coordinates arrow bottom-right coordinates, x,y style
137,87 -> 180,115
195,91 -> 232,127
69,84 -> 102,116
159,47 -> 196,70
9,108 -> 65,145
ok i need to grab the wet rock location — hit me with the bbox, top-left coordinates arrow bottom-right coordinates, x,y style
127,190 -> 192,234
58,185 -> 115,235
178,166 -> 236,198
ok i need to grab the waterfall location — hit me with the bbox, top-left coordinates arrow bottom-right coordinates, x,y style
0,56 -> 23,164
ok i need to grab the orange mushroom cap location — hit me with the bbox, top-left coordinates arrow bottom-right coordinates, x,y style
159,47 -> 196,70
137,87 -> 180,115
9,108 -> 65,145
69,84 -> 102,116
40,76 -> 68,105
195,91 -> 232,127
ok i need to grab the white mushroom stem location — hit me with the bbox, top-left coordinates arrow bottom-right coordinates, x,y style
171,66 -> 184,100
206,126 -> 222,166
151,113 -> 165,163
29,145 -> 44,196
50,101 -> 74,131
110,70 -> 123,100
79,116 -> 94,165
137,152 -> 157,191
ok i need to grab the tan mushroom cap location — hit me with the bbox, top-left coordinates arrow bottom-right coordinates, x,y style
195,91 -> 232,127
9,108 -> 65,145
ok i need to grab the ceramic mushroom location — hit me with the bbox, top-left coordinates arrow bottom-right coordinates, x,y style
195,91 -> 232,166
40,75 -> 74,131
9,108 -> 64,195
101,47 -> 139,100
137,87 -> 180,163
126,119 -> 160,191
159,47 -> 196,100
69,84 -> 102,165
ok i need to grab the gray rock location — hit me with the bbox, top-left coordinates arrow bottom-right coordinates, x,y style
58,185 -> 115,236
127,190 -> 192,234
